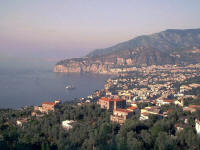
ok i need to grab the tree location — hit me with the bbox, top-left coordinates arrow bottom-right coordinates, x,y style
140,130 -> 153,149
127,131 -> 143,150
155,132 -> 177,150
177,128 -> 200,150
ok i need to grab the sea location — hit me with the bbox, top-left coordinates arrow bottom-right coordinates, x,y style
0,67 -> 110,109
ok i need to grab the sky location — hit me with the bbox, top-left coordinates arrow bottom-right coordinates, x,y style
0,0 -> 200,69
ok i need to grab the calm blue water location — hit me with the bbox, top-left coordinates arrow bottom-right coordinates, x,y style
0,68 -> 110,109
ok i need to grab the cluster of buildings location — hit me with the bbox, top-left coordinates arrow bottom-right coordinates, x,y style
16,100 -> 77,131
98,97 -> 139,124
15,64 -> 200,134
100,64 -> 200,110
104,64 -> 200,98
17,100 -> 62,127
77,64 -> 200,106
97,97 -> 185,124
96,64 -> 200,135
97,96 -> 200,136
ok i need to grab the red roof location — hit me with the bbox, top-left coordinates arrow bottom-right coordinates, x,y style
100,97 -> 125,102
127,106 -> 138,110
42,102 -> 56,105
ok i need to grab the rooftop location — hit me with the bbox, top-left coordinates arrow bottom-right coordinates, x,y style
127,106 -> 138,110
114,108 -> 132,113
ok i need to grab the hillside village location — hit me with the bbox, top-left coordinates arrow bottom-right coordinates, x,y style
2,63 -> 200,149
17,64 -> 200,132
22,64 -> 200,133
80,64 -> 200,133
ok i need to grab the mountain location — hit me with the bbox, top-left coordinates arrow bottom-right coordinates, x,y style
54,28 -> 200,74
87,28 -> 200,57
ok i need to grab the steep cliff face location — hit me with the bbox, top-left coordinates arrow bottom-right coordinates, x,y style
54,63 -> 111,74
54,28 -> 200,74
54,58 -> 112,74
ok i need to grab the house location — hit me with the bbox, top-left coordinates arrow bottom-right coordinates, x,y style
156,99 -> 175,106
140,106 -> 160,120
42,102 -> 57,111
33,100 -> 61,114
16,118 -> 28,127
110,109 -> 133,125
62,120 -> 76,130
98,97 -> 126,110
127,106 -> 140,114
195,119 -> 200,136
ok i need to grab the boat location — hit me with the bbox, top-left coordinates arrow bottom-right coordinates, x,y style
65,85 -> 75,90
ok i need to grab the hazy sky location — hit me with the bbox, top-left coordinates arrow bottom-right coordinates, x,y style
1,0 -> 200,68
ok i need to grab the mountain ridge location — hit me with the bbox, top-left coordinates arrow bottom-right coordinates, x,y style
55,28 -> 200,74
86,28 -> 200,57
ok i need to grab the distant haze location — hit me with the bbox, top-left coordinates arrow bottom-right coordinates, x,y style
1,0 -> 200,69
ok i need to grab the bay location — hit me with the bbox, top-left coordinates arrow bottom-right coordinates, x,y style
0,68 -> 110,109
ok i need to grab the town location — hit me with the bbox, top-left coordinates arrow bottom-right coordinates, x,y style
16,64 -> 200,133
1,63 -> 200,149
81,64 -> 200,132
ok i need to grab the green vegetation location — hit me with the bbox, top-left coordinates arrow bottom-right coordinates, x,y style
184,97 -> 200,106
0,102 -> 200,150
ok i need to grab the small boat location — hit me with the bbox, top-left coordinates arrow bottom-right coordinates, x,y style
66,85 -> 75,90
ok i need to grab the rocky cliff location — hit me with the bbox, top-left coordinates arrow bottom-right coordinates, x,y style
54,28 -> 200,74
54,47 -> 176,74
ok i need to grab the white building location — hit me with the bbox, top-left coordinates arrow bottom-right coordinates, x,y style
62,120 -> 76,130
16,118 -> 28,127
195,119 -> 200,136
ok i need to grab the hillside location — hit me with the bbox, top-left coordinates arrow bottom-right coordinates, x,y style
55,28 -> 200,74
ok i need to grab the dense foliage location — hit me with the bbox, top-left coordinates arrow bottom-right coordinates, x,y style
0,102 -> 200,150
